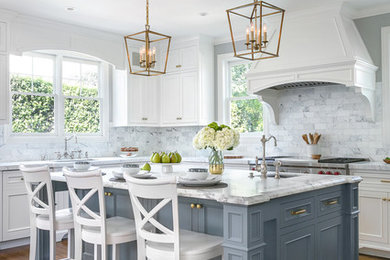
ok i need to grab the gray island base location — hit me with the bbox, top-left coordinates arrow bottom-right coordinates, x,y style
40,167 -> 361,260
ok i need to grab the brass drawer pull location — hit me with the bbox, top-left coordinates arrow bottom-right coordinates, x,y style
325,200 -> 338,206
291,209 -> 307,216
190,203 -> 195,209
383,198 -> 388,201
176,117 -> 182,120
380,180 -> 390,183
104,192 -> 113,197
196,204 -> 203,209
176,65 -> 182,68
142,118 -> 148,121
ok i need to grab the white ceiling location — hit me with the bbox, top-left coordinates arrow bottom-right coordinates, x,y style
0,0 -> 389,39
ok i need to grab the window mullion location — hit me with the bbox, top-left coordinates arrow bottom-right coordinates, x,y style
57,55 -> 64,137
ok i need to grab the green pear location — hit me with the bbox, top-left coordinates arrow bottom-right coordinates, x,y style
162,154 -> 170,163
175,152 -> 182,163
141,163 -> 151,172
170,153 -> 178,163
152,153 -> 161,163
150,152 -> 156,161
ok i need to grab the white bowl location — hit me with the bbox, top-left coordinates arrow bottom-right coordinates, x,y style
121,167 -> 140,175
112,171 -> 124,179
73,161 -> 91,171
185,171 -> 209,180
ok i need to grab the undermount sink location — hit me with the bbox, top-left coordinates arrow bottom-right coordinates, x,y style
52,158 -> 96,163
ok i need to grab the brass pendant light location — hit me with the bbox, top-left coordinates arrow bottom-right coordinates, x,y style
124,0 -> 171,76
226,0 -> 285,61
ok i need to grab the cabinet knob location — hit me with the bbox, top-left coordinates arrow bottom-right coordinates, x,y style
176,65 -> 182,68
196,204 -> 203,209
190,203 -> 195,209
105,192 -> 113,197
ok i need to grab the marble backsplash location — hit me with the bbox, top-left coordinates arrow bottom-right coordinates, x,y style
0,83 -> 388,162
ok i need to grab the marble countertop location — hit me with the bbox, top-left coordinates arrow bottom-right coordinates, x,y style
51,165 -> 362,206
349,161 -> 390,171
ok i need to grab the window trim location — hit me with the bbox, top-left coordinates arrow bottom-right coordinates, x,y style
217,52 -> 268,139
382,26 -> 390,145
5,51 -> 109,143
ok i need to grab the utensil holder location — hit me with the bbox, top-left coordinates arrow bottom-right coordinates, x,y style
307,144 -> 321,159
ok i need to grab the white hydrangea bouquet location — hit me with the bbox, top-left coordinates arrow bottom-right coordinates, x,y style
193,122 -> 240,174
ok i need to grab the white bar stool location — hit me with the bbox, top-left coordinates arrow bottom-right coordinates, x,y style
125,176 -> 223,260
64,167 -> 137,260
20,165 -> 75,260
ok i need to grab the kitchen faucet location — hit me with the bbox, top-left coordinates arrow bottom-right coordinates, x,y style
256,134 -> 277,178
63,134 -> 77,159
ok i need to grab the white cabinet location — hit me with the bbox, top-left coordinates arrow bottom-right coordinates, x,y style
0,54 -> 8,123
359,190 -> 388,244
112,71 -> 160,126
128,76 -> 159,125
352,169 -> 390,255
167,46 -> 198,73
113,36 -> 214,127
2,171 -> 30,241
161,71 -> 198,125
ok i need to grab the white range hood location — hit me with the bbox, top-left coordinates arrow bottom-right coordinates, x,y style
246,5 -> 378,124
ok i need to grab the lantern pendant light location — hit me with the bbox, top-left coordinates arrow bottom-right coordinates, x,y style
124,0 -> 171,76
226,0 -> 285,61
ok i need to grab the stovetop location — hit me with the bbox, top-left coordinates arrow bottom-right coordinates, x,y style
317,158 -> 368,164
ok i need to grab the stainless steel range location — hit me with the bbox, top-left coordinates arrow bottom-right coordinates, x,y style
249,157 -> 368,175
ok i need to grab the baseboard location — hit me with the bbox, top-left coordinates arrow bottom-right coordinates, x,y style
0,237 -> 29,250
360,247 -> 390,259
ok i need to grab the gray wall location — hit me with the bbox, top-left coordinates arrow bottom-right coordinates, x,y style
354,13 -> 390,82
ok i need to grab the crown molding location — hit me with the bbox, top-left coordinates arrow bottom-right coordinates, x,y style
351,3 -> 390,19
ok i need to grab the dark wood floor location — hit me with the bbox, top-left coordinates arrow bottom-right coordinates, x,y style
0,240 -> 388,260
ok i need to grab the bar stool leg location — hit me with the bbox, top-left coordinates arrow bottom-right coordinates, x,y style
112,244 -> 119,260
67,229 -> 75,259
74,226 -> 83,260
29,225 -> 37,260
49,230 -> 56,260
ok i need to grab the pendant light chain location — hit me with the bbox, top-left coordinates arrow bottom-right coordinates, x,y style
145,0 -> 150,30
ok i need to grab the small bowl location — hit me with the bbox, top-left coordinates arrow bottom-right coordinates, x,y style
73,161 -> 91,171
186,169 -> 209,180
384,159 -> 390,164
121,164 -> 140,175
112,171 -> 124,179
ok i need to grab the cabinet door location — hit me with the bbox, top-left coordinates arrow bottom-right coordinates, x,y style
0,54 -> 7,122
166,49 -> 180,73
142,77 -> 159,124
2,171 -> 30,241
359,190 -> 388,244
316,217 -> 343,260
180,71 -> 198,123
280,225 -> 315,260
128,76 -> 144,123
180,46 -> 198,71
161,74 -> 181,124
0,22 -> 6,52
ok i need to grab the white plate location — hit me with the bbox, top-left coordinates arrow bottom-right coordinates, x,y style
151,163 -> 181,166
128,171 -> 153,179
119,153 -> 138,158
178,176 -> 222,187
65,166 -> 99,172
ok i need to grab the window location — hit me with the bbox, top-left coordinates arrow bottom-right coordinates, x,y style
9,52 -> 105,138
228,62 -> 263,133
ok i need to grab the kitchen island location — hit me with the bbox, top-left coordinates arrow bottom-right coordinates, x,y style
44,166 -> 362,260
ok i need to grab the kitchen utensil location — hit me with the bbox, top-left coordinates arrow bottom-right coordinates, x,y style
314,134 -> 321,144
309,133 -> 314,144
302,134 -> 310,145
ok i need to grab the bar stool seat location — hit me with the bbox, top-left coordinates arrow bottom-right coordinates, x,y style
146,229 -> 223,259
81,216 -> 137,245
36,208 -> 74,230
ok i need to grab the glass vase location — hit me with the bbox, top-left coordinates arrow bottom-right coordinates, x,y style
209,150 -> 224,175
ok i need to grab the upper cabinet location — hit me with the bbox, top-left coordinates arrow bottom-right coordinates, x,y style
112,36 -> 215,127
0,21 -> 8,124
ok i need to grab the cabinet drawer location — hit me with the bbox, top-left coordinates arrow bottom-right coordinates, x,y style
280,197 -> 314,227
4,172 -> 25,190
317,190 -> 342,217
